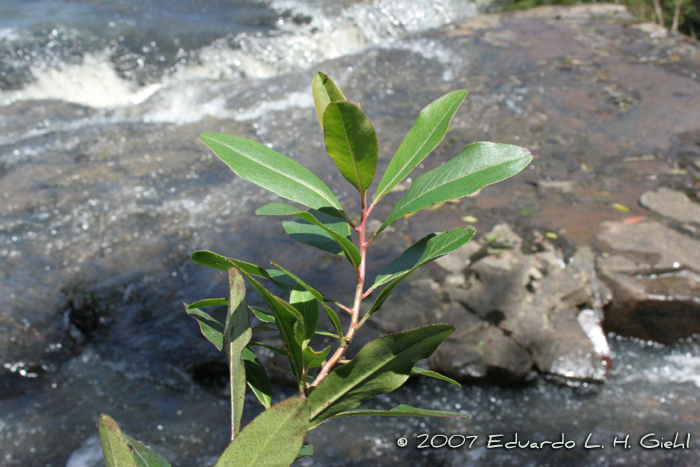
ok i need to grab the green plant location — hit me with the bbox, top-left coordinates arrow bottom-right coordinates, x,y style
98,72 -> 532,466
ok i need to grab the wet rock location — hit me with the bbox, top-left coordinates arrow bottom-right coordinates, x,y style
597,221 -> 700,343
384,224 -> 608,382
639,187 -> 700,226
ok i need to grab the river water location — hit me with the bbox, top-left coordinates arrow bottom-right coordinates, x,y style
1,1 -> 700,466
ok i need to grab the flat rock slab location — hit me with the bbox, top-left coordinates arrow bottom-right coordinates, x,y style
639,187 -> 700,226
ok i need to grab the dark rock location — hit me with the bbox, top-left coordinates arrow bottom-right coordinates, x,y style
597,221 -> 700,343
384,224 -> 608,382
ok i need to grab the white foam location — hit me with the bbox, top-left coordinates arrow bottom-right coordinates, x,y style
0,52 -> 161,109
65,435 -> 102,467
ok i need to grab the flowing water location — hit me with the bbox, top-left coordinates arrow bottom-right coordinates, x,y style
1,1 -> 700,466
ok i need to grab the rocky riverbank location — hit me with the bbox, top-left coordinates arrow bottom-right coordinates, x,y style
1,3 -> 700,466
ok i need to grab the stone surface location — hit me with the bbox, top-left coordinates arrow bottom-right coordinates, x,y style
597,221 -> 700,343
381,224 -> 609,382
639,187 -> 700,225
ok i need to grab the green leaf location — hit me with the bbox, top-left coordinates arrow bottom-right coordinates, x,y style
367,226 -> 475,316
213,397 -> 310,467
190,251 -> 296,291
99,415 -> 139,467
323,101 -> 378,195
303,345 -> 331,370
123,436 -> 172,467
307,324 -> 454,427
184,304 -> 224,352
296,444 -> 315,460
269,262 -> 344,342
312,72 -> 346,128
189,298 -> 229,308
257,203 -> 361,271
224,268 -> 252,439
233,268 -> 306,387
334,404 -> 468,419
374,90 -> 467,201
411,367 -> 462,387
242,347 -> 272,409
290,287 -> 319,343
379,142 -> 532,232
251,325 -> 277,333
283,208 -> 352,255
249,306 -> 275,324
201,133 -> 344,217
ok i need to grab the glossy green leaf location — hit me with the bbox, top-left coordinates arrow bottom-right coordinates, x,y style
307,324 -> 454,427
184,304 -> 223,352
190,251 -> 296,291
296,444 -> 315,459
323,101 -> 378,195
123,436 -> 172,467
379,142 -> 532,232
334,404 -> 467,419
201,133 -> 344,217
242,347 -> 272,409
257,203 -> 361,270
251,325 -> 276,333
312,72 -> 346,128
290,287 -> 319,343
283,208 -> 352,255
374,90 -> 467,201
304,345 -> 331,370
224,268 -> 252,439
366,226 -> 475,316
411,367 -> 462,387
99,415 -> 139,467
213,397 -> 310,467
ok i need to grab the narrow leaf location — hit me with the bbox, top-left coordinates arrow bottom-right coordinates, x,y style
201,133 -> 344,216
334,404 -> 468,419
242,347 -> 272,409
189,298 -> 229,308
190,250 -> 296,291
296,444 -> 315,459
307,324 -> 454,427
99,415 -> 139,467
304,345 -> 332,370
323,101 -> 378,194
312,72 -> 346,128
283,208 -> 352,255
213,397 -> 310,467
367,226 -> 475,316
123,436 -> 172,467
184,304 -> 223,352
249,306 -> 276,324
257,203 -> 361,270
290,287 -> 319,343
379,142 -> 532,232
233,267 -> 306,385
374,90 -> 467,201
269,262 -> 344,341
411,367 -> 462,387
224,268 -> 252,439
